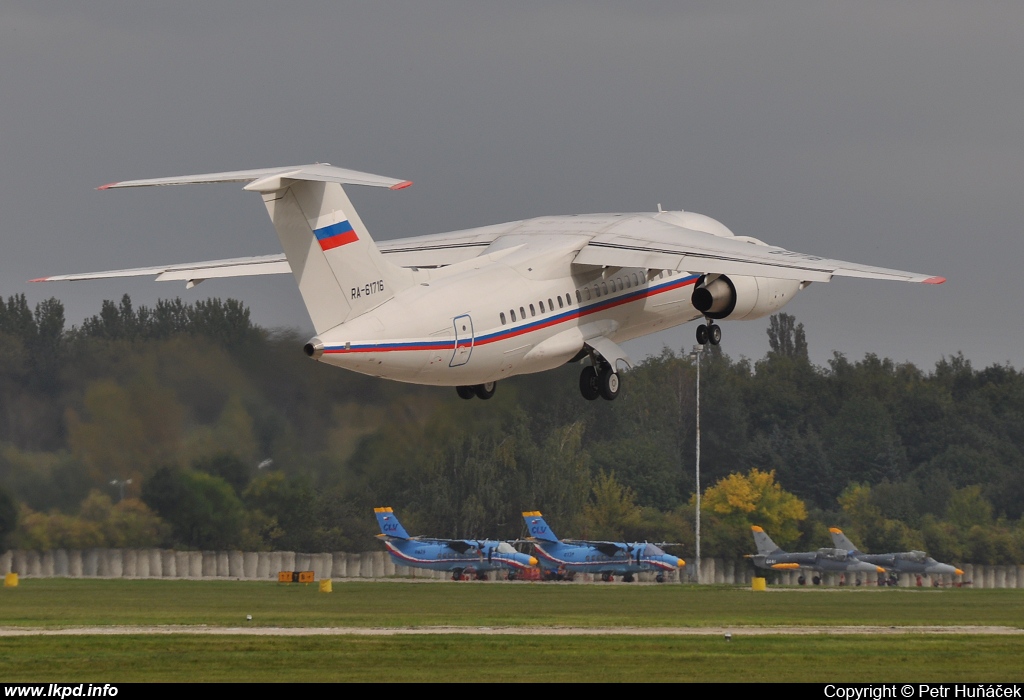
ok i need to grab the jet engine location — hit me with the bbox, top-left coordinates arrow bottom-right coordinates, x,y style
690,274 -> 802,321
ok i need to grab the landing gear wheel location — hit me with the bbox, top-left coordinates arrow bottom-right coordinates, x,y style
812,575 -> 822,586
599,367 -> 620,401
452,569 -> 465,581
656,573 -> 665,583
474,382 -> 496,400
579,366 -> 600,401
622,572 -> 634,583
708,323 -> 722,346
506,571 -> 517,581
696,324 -> 709,345
601,572 -> 614,582
456,385 -> 475,400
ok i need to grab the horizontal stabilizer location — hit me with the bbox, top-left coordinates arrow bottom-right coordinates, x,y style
99,163 -> 411,192
31,254 -> 290,287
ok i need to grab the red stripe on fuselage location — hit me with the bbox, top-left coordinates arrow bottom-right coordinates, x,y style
325,274 -> 698,355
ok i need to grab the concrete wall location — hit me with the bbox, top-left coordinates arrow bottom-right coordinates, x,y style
2,550 -> 1021,586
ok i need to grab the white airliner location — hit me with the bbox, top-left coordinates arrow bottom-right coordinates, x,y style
34,164 -> 944,401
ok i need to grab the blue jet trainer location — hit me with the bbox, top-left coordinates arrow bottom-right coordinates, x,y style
522,511 -> 685,582
374,507 -> 538,581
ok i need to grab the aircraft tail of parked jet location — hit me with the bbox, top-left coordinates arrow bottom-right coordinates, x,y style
829,527 -> 861,553
751,525 -> 784,555
374,506 -> 412,540
522,511 -> 560,543
93,165 -> 416,334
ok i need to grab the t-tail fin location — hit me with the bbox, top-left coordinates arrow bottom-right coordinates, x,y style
99,164 -> 416,334
751,525 -> 783,555
522,511 -> 560,543
829,527 -> 860,553
375,507 -> 411,539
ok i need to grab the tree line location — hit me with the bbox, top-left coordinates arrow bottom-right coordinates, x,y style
1,295 -> 1022,564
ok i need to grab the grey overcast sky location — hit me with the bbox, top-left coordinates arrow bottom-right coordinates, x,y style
2,1 -> 1021,371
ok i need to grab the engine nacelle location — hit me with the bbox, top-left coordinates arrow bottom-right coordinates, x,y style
690,275 -> 802,321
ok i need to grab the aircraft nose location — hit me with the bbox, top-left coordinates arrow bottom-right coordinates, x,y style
955,568 -> 964,576
529,556 -> 538,567
676,558 -> 685,568
875,566 -> 886,573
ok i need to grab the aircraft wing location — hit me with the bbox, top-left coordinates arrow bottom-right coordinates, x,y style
31,254 -> 291,288
572,220 -> 945,285
444,540 -> 480,554
585,540 -> 630,556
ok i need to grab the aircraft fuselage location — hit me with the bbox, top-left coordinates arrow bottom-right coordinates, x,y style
314,228 -> 716,386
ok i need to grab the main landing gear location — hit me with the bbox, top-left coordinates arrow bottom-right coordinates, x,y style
456,381 -> 497,400
579,363 -> 620,401
695,319 -> 722,346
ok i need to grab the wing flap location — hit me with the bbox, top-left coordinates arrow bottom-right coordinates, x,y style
574,221 -> 944,284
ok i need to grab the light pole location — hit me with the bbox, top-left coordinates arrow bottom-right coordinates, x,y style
110,478 -> 132,502
688,344 -> 703,584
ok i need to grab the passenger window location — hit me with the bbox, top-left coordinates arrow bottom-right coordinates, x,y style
567,293 -> 572,305
584,288 -> 591,301
593,284 -> 601,298
510,309 -> 516,322
557,296 -> 564,309
529,304 -> 536,317
624,276 -> 631,289
520,306 -> 526,319
601,281 -> 608,295
548,298 -> 554,310
539,300 -> 545,313
500,312 -> 506,325
633,273 -> 639,286
575,290 -> 582,303
617,278 -> 623,291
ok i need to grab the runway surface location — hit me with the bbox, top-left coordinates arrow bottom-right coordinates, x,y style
1,625 -> 1021,636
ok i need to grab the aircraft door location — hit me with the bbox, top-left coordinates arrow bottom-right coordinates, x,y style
450,314 -> 474,367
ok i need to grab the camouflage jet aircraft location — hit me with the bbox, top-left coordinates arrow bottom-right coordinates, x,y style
829,527 -> 963,581
374,507 -> 537,580
748,526 -> 884,585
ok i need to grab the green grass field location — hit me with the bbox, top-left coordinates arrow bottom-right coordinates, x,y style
2,579 -> 1022,681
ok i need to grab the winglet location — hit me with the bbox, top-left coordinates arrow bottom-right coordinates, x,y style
922,276 -> 946,285
96,182 -> 118,191
751,525 -> 764,533
829,527 -> 843,534
389,180 -> 413,191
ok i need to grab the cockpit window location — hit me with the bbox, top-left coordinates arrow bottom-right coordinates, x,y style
495,542 -> 516,554
645,544 -> 665,557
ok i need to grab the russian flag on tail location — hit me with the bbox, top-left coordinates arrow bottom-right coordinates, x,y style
315,220 -> 358,251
